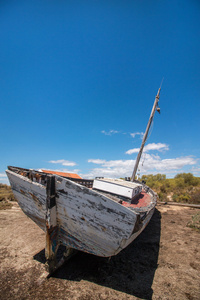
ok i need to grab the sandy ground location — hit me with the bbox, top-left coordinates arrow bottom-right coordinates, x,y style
0,202 -> 200,300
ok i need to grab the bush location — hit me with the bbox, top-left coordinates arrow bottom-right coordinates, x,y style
139,173 -> 200,204
175,177 -> 185,188
141,174 -> 166,183
172,194 -> 178,201
160,184 -> 167,193
175,173 -> 199,186
177,194 -> 190,203
0,184 -> 15,202
158,192 -> 164,201
190,189 -> 200,204
187,212 -> 200,231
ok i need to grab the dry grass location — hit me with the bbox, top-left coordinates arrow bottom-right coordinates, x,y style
0,183 -> 15,210
187,212 -> 200,231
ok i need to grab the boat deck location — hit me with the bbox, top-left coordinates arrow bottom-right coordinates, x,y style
7,166 -> 156,212
121,191 -> 152,208
95,188 -> 154,211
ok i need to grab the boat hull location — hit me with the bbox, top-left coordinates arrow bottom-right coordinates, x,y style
6,170 -> 46,231
6,169 -> 156,258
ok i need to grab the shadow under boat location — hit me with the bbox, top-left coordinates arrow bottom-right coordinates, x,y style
34,208 -> 161,299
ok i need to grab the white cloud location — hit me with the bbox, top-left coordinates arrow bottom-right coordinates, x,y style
88,159 -> 106,164
0,178 -> 9,184
48,159 -> 77,166
83,154 -> 197,179
145,143 -> 169,152
101,130 -> 144,137
0,173 -> 7,178
126,148 -> 140,154
190,166 -> 200,175
126,143 -> 169,155
0,173 -> 9,185
85,159 -> 135,178
139,154 -> 196,172
130,132 -> 144,138
101,130 -> 119,136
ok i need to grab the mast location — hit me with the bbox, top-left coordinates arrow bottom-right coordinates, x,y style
131,87 -> 161,181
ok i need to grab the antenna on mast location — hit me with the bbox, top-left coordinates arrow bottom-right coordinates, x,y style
131,84 -> 162,182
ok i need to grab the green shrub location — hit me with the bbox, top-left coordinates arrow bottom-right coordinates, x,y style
172,194 -> 178,201
139,173 -> 200,204
187,212 -> 200,231
190,189 -> 200,204
175,173 -> 199,186
158,192 -> 164,201
175,177 -> 185,188
177,194 -> 190,203
160,184 -> 167,193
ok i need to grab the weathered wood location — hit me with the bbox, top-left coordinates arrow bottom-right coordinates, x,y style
131,87 -> 161,181
6,170 -> 46,231
6,167 -> 157,262
45,175 -> 59,273
56,176 -> 138,257
46,248 -> 78,278
157,201 -> 200,209
121,207 -> 155,250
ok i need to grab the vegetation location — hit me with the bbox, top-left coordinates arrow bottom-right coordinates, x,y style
0,183 -> 15,210
187,212 -> 200,231
139,173 -> 200,204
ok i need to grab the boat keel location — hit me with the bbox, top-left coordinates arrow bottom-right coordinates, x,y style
45,175 -> 77,275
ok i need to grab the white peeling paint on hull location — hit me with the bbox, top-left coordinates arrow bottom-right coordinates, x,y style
6,170 -> 46,231
118,207 -> 155,253
6,169 -> 156,258
56,177 -> 138,257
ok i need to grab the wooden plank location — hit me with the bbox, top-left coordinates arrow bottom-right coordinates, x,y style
45,175 -> 59,273
157,201 -> 200,209
55,176 -> 138,257
120,207 -> 155,252
6,170 -> 46,231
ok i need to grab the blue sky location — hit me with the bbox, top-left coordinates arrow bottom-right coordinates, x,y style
0,0 -> 200,184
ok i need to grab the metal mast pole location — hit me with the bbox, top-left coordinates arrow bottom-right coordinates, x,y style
131,87 -> 161,181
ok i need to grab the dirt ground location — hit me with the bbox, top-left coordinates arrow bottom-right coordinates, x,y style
0,202 -> 200,300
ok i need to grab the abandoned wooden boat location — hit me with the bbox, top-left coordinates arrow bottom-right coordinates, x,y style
6,166 -> 157,268
6,88 -> 161,274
